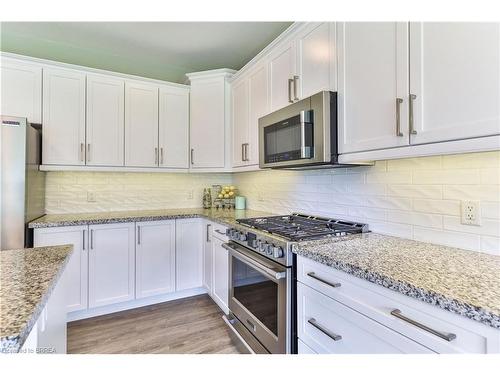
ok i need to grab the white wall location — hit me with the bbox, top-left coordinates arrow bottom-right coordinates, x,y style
45,172 -> 232,214
233,151 -> 500,255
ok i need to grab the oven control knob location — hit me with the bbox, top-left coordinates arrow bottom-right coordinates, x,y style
239,232 -> 247,241
259,242 -> 268,252
250,239 -> 258,248
265,244 -> 274,256
273,246 -> 284,258
226,228 -> 231,236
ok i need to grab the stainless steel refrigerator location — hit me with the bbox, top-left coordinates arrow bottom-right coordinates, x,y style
1,115 -> 45,250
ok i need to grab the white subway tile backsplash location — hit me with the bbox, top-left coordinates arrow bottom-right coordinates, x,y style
233,152 -> 500,253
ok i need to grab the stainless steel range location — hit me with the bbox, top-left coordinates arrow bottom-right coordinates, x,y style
223,213 -> 368,354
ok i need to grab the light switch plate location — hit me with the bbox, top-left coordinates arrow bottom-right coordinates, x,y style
87,191 -> 96,203
461,200 -> 481,226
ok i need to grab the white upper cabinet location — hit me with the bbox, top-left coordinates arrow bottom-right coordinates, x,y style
0,58 -> 42,123
42,68 -> 86,165
136,220 -> 176,299
188,70 -> 233,169
159,86 -> 190,168
269,40 -> 296,111
295,22 -> 336,99
86,74 -> 125,166
247,63 -> 269,165
88,222 -> 135,308
409,22 -> 500,144
176,218 -> 203,291
231,78 -> 250,168
124,81 -> 159,167
337,22 -> 410,154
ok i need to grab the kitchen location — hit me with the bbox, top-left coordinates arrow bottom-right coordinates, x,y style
1,3 -> 500,372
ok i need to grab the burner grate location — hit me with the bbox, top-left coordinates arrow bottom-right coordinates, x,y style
237,213 -> 367,241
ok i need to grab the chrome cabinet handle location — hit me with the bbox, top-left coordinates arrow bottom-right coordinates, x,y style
307,272 -> 341,288
80,143 -> 85,162
308,318 -> 342,341
82,229 -> 86,251
241,143 -> 245,162
190,148 -> 194,165
87,144 -> 91,162
390,309 -> 456,342
396,98 -> 404,137
137,225 -> 141,245
206,224 -> 212,242
293,75 -> 299,101
288,78 -> 294,103
160,147 -> 164,165
90,229 -> 94,250
409,94 -> 417,134
154,147 -> 158,165
242,143 -> 249,161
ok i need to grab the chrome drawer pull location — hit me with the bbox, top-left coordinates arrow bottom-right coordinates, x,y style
409,94 -> 417,134
390,309 -> 457,342
395,98 -> 404,137
307,272 -> 341,288
308,318 -> 342,341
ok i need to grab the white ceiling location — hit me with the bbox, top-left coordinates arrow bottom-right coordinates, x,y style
0,22 -> 292,83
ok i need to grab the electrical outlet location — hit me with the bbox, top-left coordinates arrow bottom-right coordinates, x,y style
461,200 -> 481,226
187,190 -> 194,200
87,191 -> 96,203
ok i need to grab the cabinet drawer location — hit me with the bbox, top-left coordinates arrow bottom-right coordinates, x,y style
298,255 -> 499,353
298,283 -> 433,354
211,221 -> 228,241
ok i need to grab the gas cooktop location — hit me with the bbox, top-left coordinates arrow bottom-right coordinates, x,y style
237,213 -> 369,242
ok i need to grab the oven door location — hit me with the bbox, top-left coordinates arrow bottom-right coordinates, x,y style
224,241 -> 290,354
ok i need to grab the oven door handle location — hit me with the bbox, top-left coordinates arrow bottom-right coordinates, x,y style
222,242 -> 287,281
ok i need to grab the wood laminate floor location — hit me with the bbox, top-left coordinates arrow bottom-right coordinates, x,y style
67,294 -> 244,354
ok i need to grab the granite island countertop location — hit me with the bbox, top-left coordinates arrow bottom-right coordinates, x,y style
29,208 -> 273,229
1,245 -> 73,353
293,233 -> 500,329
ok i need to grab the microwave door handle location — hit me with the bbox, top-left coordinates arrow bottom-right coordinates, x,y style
299,110 -> 311,159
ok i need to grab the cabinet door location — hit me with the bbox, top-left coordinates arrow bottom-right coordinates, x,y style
86,75 -> 125,166
231,78 -> 249,167
269,41 -> 296,111
337,22 -> 410,154
212,236 -> 229,314
124,82 -> 159,167
88,223 -> 135,308
159,86 -> 189,168
296,22 -> 336,99
136,220 -> 176,298
190,78 -> 226,168
203,222 -> 213,294
0,59 -> 42,123
409,22 -> 500,144
247,63 -> 269,165
34,226 -> 88,313
175,218 -> 203,290
42,68 -> 86,165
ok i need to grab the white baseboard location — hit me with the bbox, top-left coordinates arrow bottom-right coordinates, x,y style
67,287 -> 207,322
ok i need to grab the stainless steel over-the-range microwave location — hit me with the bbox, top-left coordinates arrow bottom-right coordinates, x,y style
259,91 -> 366,169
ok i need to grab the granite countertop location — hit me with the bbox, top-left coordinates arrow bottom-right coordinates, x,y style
293,233 -> 500,329
29,208 -> 273,229
0,245 -> 73,353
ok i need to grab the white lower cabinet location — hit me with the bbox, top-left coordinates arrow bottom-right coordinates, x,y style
176,218 -> 204,290
135,220 -> 176,299
34,225 -> 88,313
203,221 -> 214,294
298,255 -> 500,353
211,235 -> 229,314
298,339 -> 317,354
298,282 -> 433,354
88,223 -> 135,308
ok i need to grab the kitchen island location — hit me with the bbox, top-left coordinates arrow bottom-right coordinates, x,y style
1,245 -> 72,353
